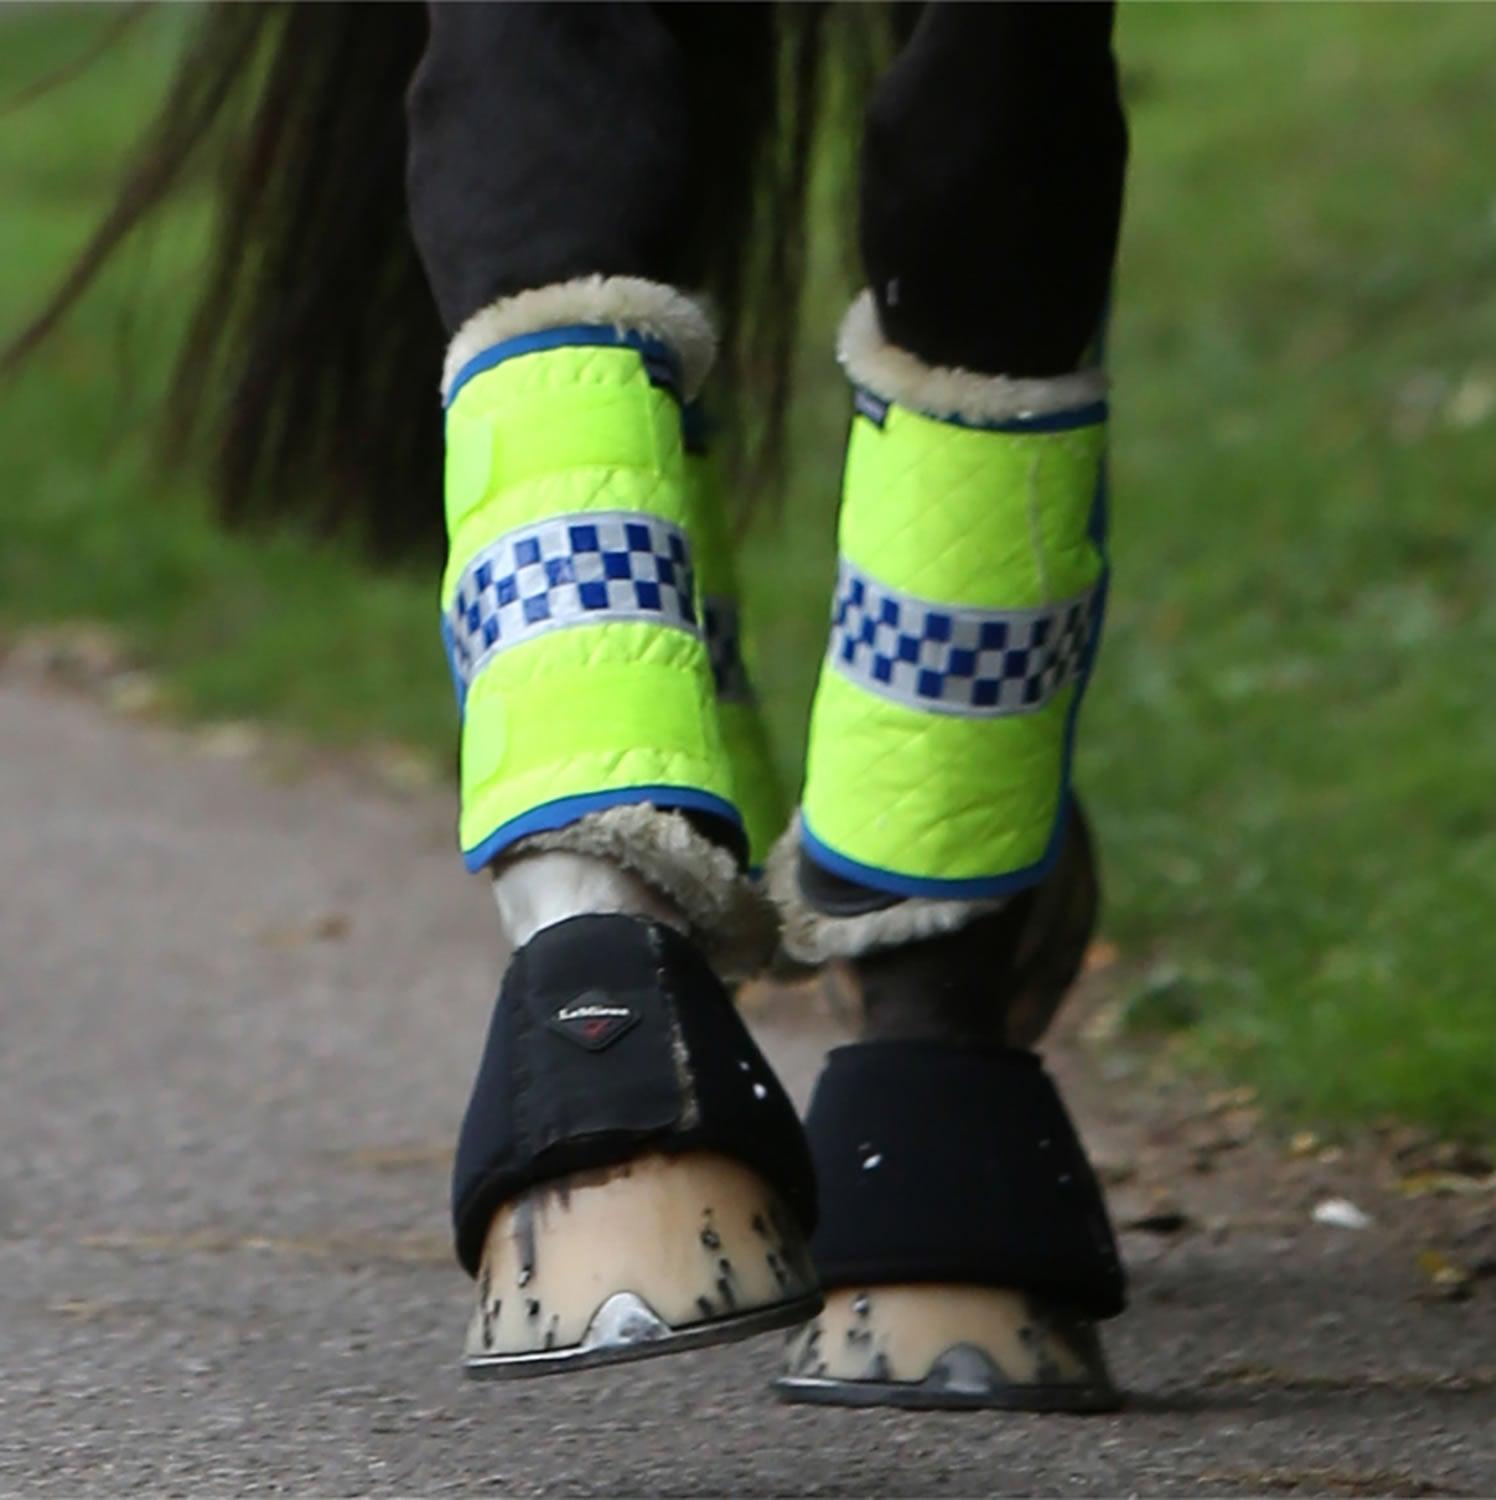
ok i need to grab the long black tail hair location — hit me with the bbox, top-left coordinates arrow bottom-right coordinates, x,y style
6,3 -> 897,561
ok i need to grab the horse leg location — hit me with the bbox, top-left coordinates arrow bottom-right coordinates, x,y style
775,0 -> 1131,1411
407,3 -> 819,1378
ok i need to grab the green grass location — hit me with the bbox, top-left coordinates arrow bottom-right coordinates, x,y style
0,10 -> 453,750
3,6 -> 1493,1135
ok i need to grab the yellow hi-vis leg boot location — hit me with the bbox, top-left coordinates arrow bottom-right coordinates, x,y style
682,402 -> 786,872
441,278 -> 818,1378
772,292 -> 1123,1410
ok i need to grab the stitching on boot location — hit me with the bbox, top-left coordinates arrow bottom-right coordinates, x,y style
649,922 -> 701,1131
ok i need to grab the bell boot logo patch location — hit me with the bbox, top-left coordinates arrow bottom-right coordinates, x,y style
547,990 -> 640,1051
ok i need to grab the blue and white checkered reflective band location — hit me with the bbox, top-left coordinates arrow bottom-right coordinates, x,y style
828,559 -> 1098,717
703,596 -> 752,704
447,510 -> 699,689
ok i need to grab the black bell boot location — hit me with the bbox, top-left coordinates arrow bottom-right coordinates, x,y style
453,913 -> 820,1378
774,805 -> 1126,1410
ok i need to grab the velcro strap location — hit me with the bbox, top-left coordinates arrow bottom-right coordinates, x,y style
803,1041 -> 1125,1318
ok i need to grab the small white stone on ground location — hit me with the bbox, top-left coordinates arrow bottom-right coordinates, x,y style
1312,1196 -> 1373,1230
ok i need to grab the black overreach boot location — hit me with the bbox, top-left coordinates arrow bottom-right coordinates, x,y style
453,913 -> 820,1378
776,808 -> 1126,1410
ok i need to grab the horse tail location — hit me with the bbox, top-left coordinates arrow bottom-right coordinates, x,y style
6,4 -> 898,557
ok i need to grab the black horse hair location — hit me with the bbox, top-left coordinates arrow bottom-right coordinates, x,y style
6,3 -> 901,561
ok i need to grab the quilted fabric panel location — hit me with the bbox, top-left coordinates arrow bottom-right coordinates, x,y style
459,620 -> 733,858
443,345 -> 687,601
800,398 -> 1107,889
444,344 -> 736,862
839,403 -> 1105,610
803,668 -> 1074,884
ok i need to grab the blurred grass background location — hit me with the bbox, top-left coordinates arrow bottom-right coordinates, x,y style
2,6 -> 1493,1136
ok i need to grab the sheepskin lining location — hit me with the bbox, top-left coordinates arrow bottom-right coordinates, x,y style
499,804 -> 775,981
443,276 -> 716,402
837,289 -> 1106,426
766,814 -> 1005,965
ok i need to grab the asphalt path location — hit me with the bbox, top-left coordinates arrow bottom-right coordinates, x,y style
2,678 -> 1491,1496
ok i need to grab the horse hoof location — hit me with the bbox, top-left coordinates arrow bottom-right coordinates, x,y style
463,1149 -> 821,1379
775,1284 -> 1121,1411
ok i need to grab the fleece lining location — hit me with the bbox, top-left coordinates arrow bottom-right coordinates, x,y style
443,275 -> 716,403
837,289 -> 1105,426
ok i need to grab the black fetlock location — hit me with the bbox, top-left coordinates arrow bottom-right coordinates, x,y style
826,802 -> 1099,1048
778,805 -> 1125,1410
454,913 -> 820,1378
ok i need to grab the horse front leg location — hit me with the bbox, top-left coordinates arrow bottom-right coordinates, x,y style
408,2 -> 821,1379
775,0 -> 1131,1412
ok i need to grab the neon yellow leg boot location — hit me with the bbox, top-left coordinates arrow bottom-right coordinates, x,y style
773,292 -> 1124,1410
441,278 -> 817,1378
681,402 -> 786,871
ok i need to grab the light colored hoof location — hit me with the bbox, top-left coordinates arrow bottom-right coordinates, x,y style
776,1285 -> 1120,1411
463,1149 -> 820,1379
